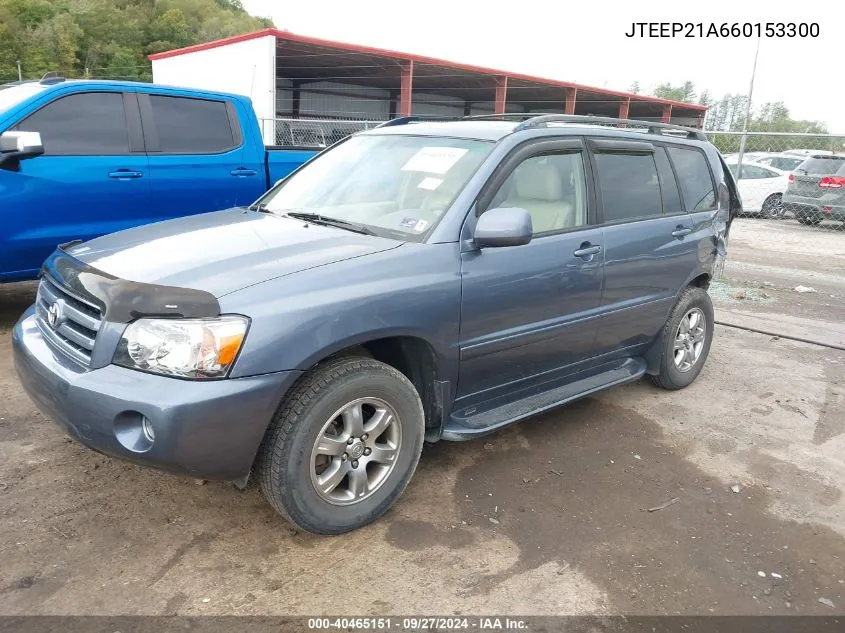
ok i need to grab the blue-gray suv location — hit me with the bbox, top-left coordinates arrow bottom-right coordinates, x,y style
12,114 -> 739,534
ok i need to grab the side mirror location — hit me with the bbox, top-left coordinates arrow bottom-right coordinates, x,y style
474,207 -> 533,248
0,131 -> 44,170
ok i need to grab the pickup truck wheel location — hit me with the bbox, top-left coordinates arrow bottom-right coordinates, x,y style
648,286 -> 713,391
256,356 -> 424,535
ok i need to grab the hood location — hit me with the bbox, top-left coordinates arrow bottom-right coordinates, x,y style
65,208 -> 403,297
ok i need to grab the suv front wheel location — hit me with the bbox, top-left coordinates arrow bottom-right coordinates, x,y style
256,356 -> 425,535
648,286 -> 714,390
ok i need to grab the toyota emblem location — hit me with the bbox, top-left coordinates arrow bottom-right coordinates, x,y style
47,300 -> 64,329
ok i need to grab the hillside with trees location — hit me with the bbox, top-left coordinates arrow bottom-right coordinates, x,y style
0,0 -> 272,83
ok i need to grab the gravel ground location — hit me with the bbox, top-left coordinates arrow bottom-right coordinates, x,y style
0,218 -> 843,616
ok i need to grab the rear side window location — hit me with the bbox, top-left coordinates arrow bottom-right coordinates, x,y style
594,152 -> 662,223
654,147 -> 683,215
769,157 -> 803,171
13,92 -> 129,155
799,156 -> 845,175
147,95 -> 237,153
667,147 -> 717,211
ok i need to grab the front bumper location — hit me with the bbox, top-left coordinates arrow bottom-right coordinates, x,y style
12,307 -> 300,480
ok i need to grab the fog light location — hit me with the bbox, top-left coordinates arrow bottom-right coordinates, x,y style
141,416 -> 155,442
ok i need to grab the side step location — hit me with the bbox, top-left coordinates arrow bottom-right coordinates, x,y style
441,357 -> 647,441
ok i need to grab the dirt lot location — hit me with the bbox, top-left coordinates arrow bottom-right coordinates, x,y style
1,218 -> 843,616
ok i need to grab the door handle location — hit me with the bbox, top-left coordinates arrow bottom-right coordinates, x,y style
672,226 -> 693,238
573,244 -> 602,258
230,168 -> 258,177
108,170 -> 143,179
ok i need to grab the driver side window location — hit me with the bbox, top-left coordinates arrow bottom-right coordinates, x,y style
487,152 -> 588,235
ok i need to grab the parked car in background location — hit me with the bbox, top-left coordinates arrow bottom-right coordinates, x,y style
724,159 -> 789,218
784,154 -> 845,225
783,149 -> 834,158
13,114 -> 737,535
746,153 -> 805,172
0,78 -> 318,282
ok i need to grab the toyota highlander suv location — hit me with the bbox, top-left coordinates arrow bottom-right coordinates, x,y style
13,114 -> 738,535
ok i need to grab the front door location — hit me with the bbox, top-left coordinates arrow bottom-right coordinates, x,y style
1,90 -> 150,279
455,140 -> 604,412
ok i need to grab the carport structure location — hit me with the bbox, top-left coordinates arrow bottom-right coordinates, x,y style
150,29 -> 706,144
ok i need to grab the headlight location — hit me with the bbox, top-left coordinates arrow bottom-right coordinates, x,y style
114,316 -> 249,379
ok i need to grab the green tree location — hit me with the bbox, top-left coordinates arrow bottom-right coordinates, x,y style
1,0 -> 273,82
628,81 -> 640,95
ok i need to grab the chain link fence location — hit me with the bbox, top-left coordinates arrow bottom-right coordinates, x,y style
261,117 -> 386,148
704,131 -> 845,230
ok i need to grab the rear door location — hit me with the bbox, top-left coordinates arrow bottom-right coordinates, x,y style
591,141 -> 708,357
139,93 -> 261,220
2,90 -> 150,279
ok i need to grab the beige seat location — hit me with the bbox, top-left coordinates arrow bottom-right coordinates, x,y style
503,161 -> 575,233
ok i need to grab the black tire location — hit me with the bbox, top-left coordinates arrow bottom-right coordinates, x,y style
761,194 -> 784,219
796,213 -> 823,226
256,356 -> 425,535
648,286 -> 714,391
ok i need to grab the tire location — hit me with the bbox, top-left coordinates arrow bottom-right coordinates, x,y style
256,356 -> 425,535
796,213 -> 823,226
648,286 -> 714,391
761,194 -> 784,219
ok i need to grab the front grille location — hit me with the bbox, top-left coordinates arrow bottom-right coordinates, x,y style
35,274 -> 103,366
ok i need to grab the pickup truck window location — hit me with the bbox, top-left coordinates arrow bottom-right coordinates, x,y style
261,134 -> 493,239
12,92 -> 129,155
147,95 -> 237,154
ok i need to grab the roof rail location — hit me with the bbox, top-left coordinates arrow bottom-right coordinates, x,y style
461,113 -> 537,122
374,115 -> 463,128
513,114 -> 708,141
39,71 -> 66,85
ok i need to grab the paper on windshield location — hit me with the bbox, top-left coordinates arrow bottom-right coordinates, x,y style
401,147 -> 468,175
417,177 -> 443,190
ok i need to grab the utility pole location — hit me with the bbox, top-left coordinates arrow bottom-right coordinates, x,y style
16,60 -> 22,81
736,37 -> 761,175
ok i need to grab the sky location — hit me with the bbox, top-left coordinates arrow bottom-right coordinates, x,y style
240,0 -> 845,131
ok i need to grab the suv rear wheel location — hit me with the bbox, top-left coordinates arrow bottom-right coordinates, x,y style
256,356 -> 424,535
761,194 -> 784,219
648,286 -> 714,390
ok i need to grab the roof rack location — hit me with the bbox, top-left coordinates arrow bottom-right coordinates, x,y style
512,114 -> 708,141
373,113 -> 707,141
39,71 -> 66,85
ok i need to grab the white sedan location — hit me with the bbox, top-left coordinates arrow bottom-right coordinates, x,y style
724,160 -> 791,218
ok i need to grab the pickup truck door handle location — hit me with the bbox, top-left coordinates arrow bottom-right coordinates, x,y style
108,170 -> 143,179
230,168 -> 258,177
671,225 -> 693,238
573,243 -> 602,258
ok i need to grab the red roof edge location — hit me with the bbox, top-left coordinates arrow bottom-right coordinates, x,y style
148,28 -> 278,60
149,28 -> 707,112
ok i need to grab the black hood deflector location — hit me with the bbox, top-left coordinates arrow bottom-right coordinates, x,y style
43,244 -> 221,323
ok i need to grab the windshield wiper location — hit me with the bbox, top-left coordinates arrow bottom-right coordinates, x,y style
284,211 -> 376,236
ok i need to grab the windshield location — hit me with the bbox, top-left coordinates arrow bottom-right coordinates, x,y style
798,156 -> 845,175
0,83 -> 48,115
260,134 -> 493,240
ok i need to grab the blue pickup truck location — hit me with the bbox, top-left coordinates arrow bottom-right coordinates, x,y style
0,78 -> 317,282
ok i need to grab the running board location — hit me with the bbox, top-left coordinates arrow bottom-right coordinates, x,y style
441,357 -> 647,441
